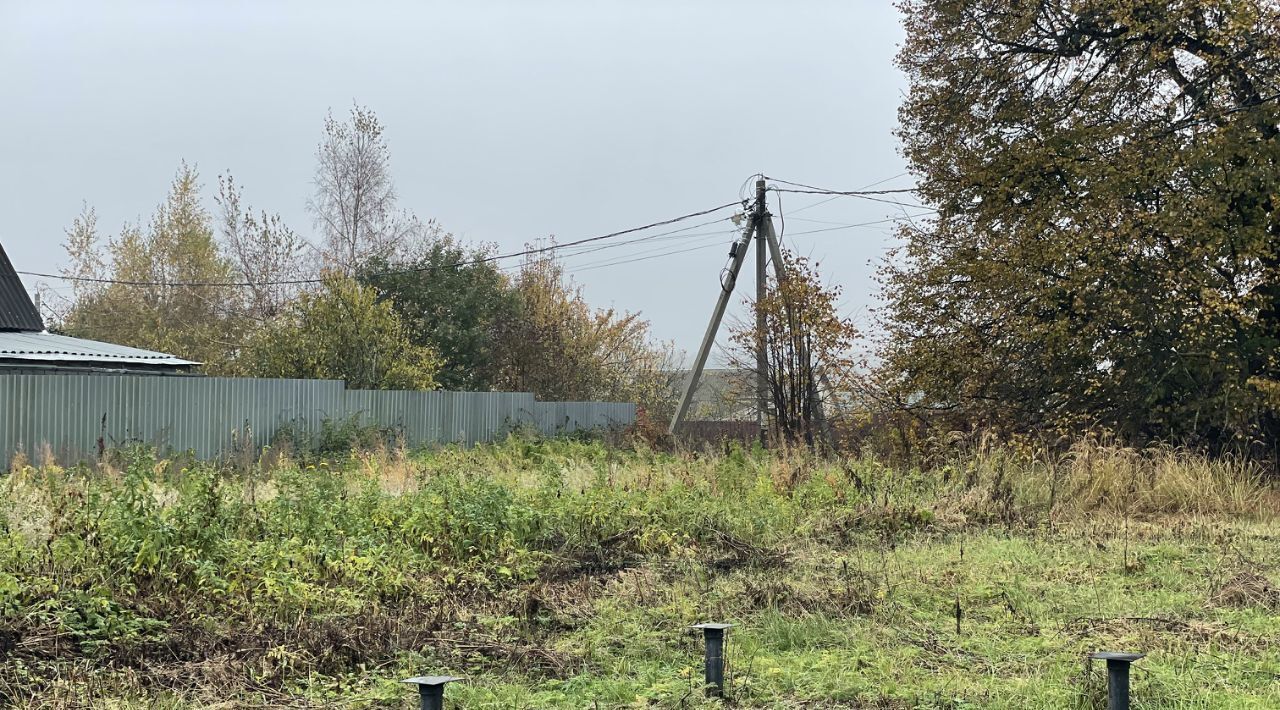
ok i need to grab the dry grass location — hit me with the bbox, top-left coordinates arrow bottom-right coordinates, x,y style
943,439 -> 1278,522
1057,442 -> 1273,516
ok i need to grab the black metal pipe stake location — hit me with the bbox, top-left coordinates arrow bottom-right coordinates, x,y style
1088,652 -> 1144,710
691,623 -> 734,697
401,675 -> 461,710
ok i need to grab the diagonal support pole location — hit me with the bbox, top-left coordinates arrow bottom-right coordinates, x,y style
669,220 -> 757,434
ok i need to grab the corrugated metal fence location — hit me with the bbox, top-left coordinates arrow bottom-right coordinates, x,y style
0,374 -> 635,462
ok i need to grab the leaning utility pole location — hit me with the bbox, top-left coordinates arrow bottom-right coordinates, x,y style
669,178 -> 773,439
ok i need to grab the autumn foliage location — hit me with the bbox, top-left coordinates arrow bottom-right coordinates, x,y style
731,250 -> 859,449
882,0 -> 1280,454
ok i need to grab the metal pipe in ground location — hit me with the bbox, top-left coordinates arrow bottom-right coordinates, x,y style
691,623 -> 734,697
402,675 -> 461,710
1088,652 -> 1144,710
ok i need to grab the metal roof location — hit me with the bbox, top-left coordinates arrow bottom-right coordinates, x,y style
0,331 -> 198,367
0,244 -> 44,331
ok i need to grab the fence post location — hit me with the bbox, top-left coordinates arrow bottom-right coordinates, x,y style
691,623 -> 734,697
1088,652 -> 1144,710
401,676 -> 461,710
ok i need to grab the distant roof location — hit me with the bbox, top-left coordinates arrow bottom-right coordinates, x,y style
0,331 -> 199,367
0,244 -> 44,331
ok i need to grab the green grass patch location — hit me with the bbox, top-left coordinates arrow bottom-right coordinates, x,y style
1,438 -> 1278,707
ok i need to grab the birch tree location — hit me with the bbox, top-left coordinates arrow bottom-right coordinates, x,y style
215,173 -> 311,321
308,105 -> 413,273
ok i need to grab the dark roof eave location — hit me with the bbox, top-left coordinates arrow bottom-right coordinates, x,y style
0,244 -> 45,332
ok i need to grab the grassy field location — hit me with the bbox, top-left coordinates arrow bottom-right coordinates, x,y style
2,437 -> 1279,708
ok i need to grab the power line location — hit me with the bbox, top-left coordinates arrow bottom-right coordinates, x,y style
771,188 -> 933,211
787,194 -> 843,216
22,173 -> 927,288
574,239 -> 732,274
761,175 -> 919,196
769,186 -> 933,211
570,239 -> 732,272
574,229 -> 736,265
558,212 -> 934,275
495,227 -> 741,274
785,174 -> 911,217
856,172 -> 911,189
19,200 -> 744,288
544,215 -> 737,260
784,213 -> 934,236
788,215 -> 871,226
556,178 -> 932,274
761,174 -> 931,211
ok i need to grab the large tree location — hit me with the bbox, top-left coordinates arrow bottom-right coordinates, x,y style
359,230 -> 520,391
882,0 -> 1280,451
215,173 -> 312,321
490,252 -> 677,415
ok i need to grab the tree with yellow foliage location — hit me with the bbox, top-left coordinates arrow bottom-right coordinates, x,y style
238,275 -> 440,390
61,164 -> 244,372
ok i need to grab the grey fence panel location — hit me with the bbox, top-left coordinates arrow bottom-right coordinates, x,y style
0,374 -> 634,463
530,401 -> 633,437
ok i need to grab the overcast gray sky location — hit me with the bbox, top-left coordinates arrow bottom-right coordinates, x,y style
0,0 -> 914,363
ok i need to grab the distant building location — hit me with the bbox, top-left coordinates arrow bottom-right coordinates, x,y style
0,244 -> 198,375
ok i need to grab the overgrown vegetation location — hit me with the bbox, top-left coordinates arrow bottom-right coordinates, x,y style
2,437 -> 1277,708
730,248 -> 860,451
883,0 -> 1280,451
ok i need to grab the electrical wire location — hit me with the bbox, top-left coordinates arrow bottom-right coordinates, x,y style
26,172 -> 927,287
739,173 -> 763,203
770,187 -> 933,211
496,226 -> 743,274
762,172 -> 926,216
774,187 -> 784,241
762,175 -> 919,196
19,200 -> 744,288
540,216 -> 737,260
544,230 -> 740,271
783,213 -> 934,237
573,240 -> 733,273
787,194 -> 842,216
857,172 -> 910,189
560,211 -> 932,275
787,215 -> 871,226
